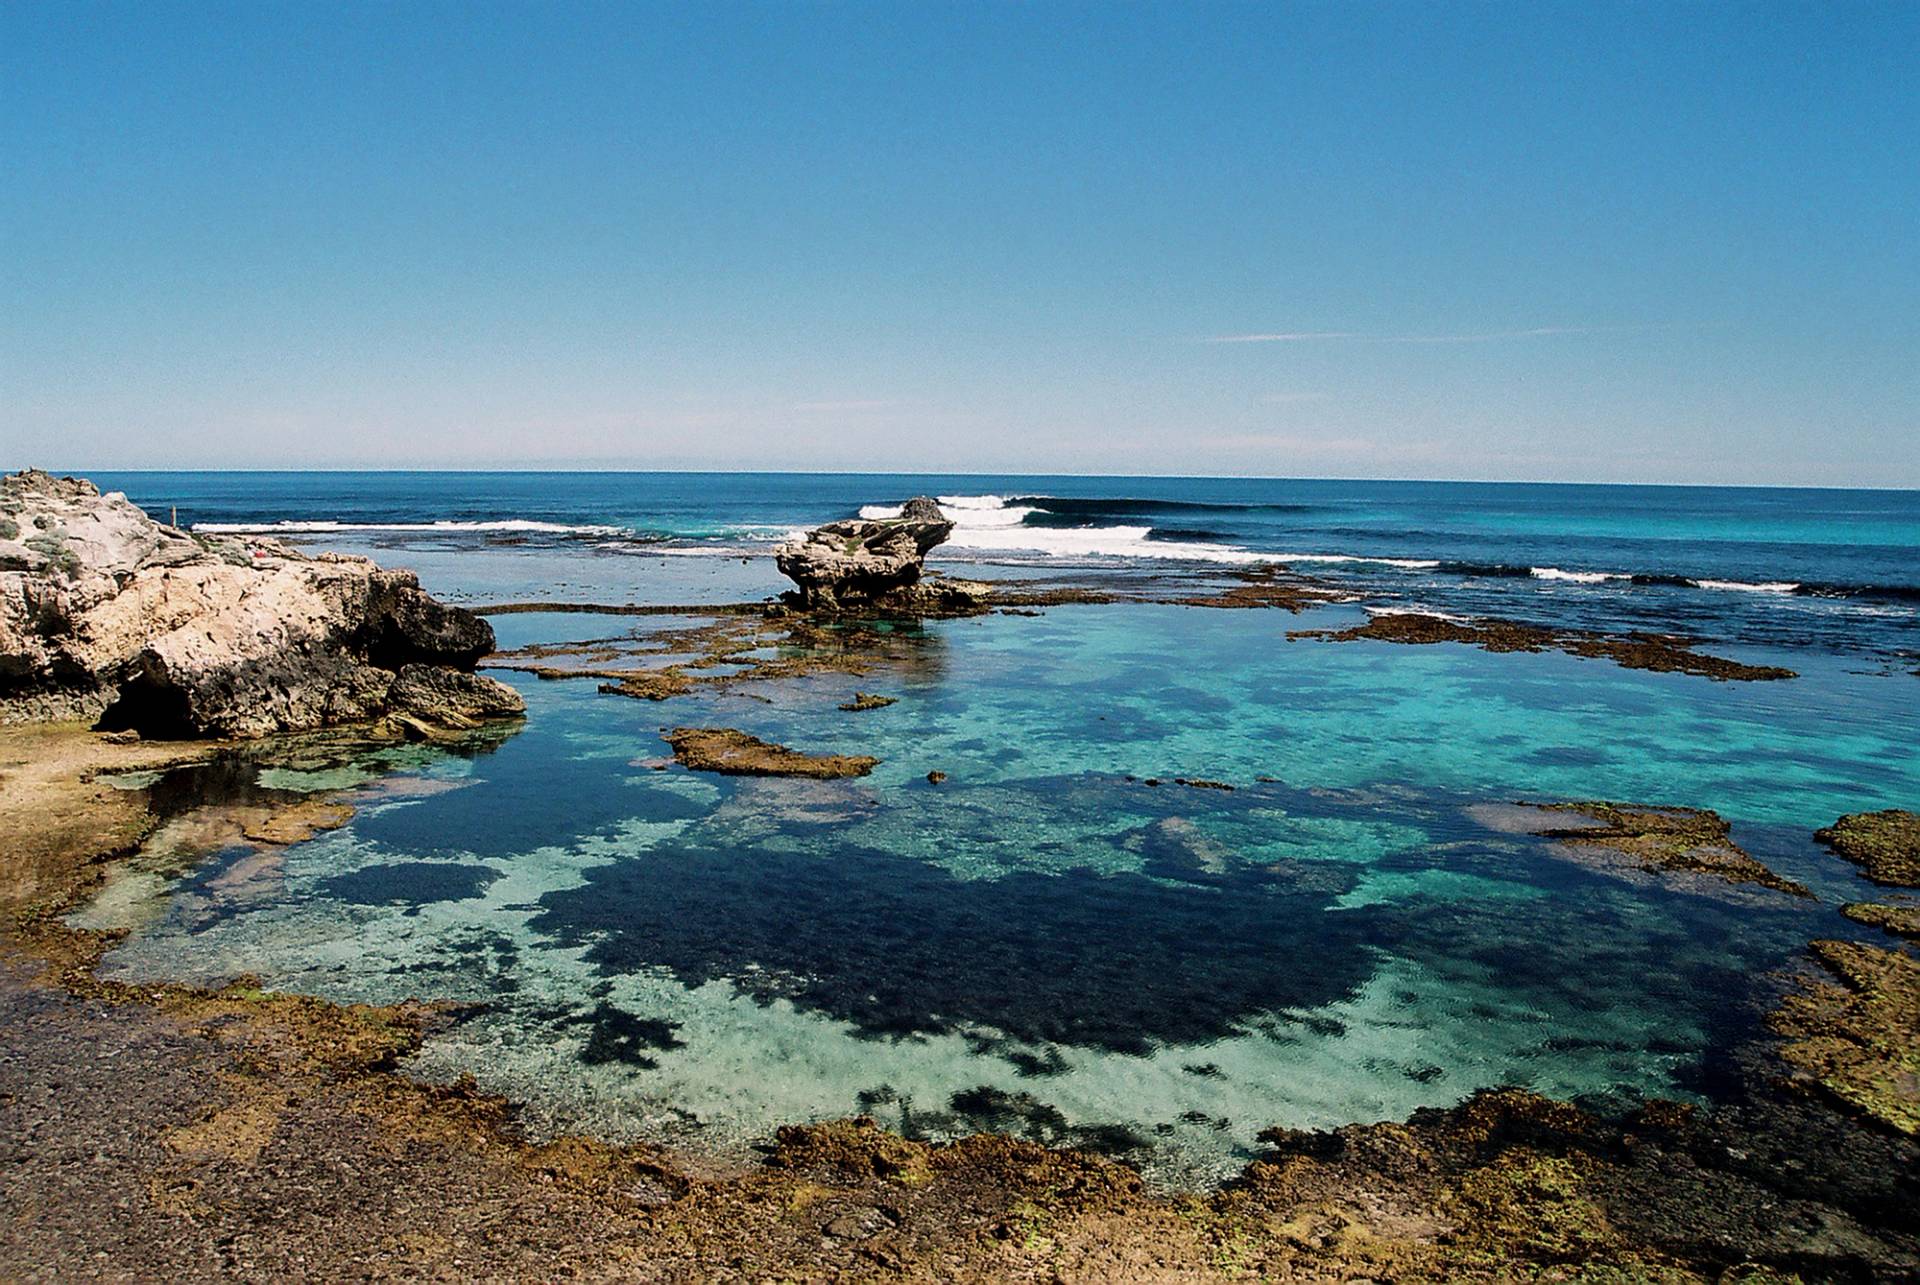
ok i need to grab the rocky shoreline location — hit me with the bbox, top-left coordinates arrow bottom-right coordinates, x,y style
1,470 -> 524,739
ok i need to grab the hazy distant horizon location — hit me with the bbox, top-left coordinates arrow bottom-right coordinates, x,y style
30,463 -> 1914,495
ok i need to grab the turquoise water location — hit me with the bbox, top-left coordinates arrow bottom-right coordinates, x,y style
88,562 -> 1918,1183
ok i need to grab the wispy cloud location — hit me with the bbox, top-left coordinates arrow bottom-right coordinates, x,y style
1204,324 -> 1667,345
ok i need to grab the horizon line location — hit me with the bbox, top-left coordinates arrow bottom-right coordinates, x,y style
30,464 -> 1918,495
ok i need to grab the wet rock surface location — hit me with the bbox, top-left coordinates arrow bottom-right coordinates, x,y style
663,727 -> 879,779
1816,809 -> 1920,887
0,470 -> 523,738
1291,610 -> 1798,681
1771,938 -> 1920,1136
1841,898 -> 1920,941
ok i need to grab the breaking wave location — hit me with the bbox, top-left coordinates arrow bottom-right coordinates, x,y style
195,518 -> 634,537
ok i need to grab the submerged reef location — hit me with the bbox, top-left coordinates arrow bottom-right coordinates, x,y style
485,613 -> 941,704
663,727 -> 879,779
1290,610 -> 1798,681
1478,800 -> 1812,897
1816,809 -> 1920,887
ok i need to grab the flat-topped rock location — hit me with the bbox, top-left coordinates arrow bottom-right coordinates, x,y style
0,469 -> 523,738
774,497 -> 958,610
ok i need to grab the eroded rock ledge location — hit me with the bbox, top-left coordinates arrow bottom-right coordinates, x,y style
0,470 -> 522,738
775,496 -> 978,612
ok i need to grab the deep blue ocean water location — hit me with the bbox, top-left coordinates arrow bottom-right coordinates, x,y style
70,472 -> 1920,1185
93,470 -> 1920,661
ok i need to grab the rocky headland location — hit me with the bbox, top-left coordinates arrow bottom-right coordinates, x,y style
0,470 -> 522,739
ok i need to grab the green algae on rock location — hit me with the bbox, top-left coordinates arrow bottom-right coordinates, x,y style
1815,809 -> 1920,887
664,727 -> 878,779
1289,611 -> 1797,682
1497,800 -> 1812,897
1841,899 -> 1920,942
1770,938 -> 1920,1136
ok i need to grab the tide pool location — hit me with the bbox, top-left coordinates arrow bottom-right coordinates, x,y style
88,599 -> 1913,1185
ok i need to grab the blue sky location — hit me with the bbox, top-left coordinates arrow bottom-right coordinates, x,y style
3,2 -> 1915,484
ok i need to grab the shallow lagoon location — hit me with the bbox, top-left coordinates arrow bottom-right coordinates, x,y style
88,593 -> 1917,1185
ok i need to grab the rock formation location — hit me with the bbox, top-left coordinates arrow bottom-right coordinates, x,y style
775,497 -> 983,611
0,469 -> 524,739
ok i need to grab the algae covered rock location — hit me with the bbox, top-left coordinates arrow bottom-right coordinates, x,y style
1770,939 -> 1920,1136
664,727 -> 877,779
1483,800 -> 1811,897
1816,809 -> 1920,887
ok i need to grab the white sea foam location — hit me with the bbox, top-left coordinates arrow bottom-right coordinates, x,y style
862,494 -> 1268,565
1274,554 -> 1440,570
1529,566 -> 1627,584
1363,605 -> 1473,624
195,518 -> 628,537
1689,578 -> 1800,594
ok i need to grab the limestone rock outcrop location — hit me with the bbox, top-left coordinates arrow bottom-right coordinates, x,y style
0,469 -> 524,738
774,497 -> 970,610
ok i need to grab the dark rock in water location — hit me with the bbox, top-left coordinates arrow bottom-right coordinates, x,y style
838,692 -> 896,712
1290,610 -> 1797,682
897,495 -> 947,523
0,468 -> 520,738
1816,810 -> 1920,887
774,497 -> 969,610
366,581 -> 496,669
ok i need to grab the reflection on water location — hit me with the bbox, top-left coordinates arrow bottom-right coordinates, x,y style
85,603 -> 1917,1185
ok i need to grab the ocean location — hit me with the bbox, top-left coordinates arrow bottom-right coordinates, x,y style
98,470 -> 1920,661
73,471 -> 1920,1185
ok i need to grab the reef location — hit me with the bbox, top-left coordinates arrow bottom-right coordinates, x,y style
838,692 -> 897,711
485,612 -> 940,705
1479,800 -> 1812,897
0,470 -> 523,738
1771,938 -> 1920,1136
663,727 -> 878,779
1289,610 -> 1798,681
1816,809 -> 1920,887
